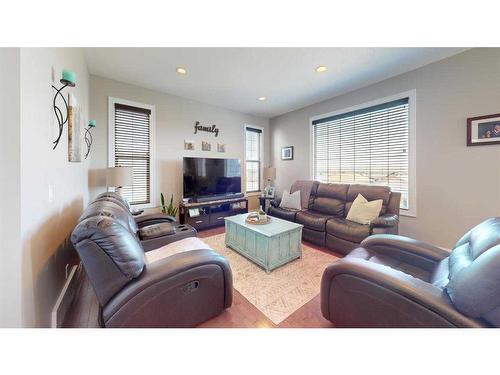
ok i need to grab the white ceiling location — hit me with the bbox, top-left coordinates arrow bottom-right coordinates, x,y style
84,48 -> 467,118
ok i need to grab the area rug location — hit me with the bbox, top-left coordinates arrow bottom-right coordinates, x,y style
202,234 -> 339,325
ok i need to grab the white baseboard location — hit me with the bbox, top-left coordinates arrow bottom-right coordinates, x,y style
51,264 -> 80,328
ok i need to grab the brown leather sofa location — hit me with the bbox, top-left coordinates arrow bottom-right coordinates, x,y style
320,218 -> 500,327
71,195 -> 233,327
268,181 -> 401,254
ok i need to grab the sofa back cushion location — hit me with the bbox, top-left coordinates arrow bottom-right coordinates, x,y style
310,183 -> 349,216
80,200 -> 139,234
71,215 -> 145,306
446,218 -> 500,326
290,180 -> 319,209
345,184 -> 391,216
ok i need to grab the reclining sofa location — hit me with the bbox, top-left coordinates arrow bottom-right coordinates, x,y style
320,217 -> 500,327
71,193 -> 233,327
268,181 -> 401,254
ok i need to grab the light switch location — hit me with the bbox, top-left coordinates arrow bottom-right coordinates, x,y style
48,184 -> 54,203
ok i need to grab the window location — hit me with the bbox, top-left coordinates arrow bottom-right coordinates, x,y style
245,126 -> 262,192
312,95 -> 414,212
109,98 -> 155,207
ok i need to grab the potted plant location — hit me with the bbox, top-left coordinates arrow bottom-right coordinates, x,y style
160,193 -> 178,218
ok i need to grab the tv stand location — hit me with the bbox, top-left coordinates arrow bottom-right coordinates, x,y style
179,196 -> 248,231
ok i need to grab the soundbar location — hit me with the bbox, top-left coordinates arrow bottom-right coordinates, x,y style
193,192 -> 244,203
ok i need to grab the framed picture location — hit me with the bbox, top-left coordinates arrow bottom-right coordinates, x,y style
264,186 -> 275,198
184,140 -> 195,150
467,113 -> 500,146
217,143 -> 226,152
202,141 -> 211,151
281,146 -> 294,160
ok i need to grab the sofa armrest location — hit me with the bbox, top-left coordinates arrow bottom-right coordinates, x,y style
370,214 -> 399,228
102,249 -> 233,327
320,258 -> 485,327
134,212 -> 177,228
361,234 -> 450,263
270,197 -> 281,208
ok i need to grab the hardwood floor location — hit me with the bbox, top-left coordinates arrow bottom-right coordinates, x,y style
63,226 -> 337,328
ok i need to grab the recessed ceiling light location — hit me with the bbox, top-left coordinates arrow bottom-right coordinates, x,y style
315,65 -> 327,73
258,96 -> 266,101
176,67 -> 187,75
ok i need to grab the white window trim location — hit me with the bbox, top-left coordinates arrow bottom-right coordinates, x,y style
244,124 -> 264,194
309,90 -> 417,217
108,96 -> 157,209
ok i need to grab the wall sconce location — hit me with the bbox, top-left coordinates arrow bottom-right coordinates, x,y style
52,69 -> 76,150
84,120 -> 96,159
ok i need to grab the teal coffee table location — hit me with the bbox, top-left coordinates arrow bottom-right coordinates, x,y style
225,213 -> 303,273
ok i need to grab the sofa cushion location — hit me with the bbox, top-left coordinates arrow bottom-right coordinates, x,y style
268,206 -> 300,222
310,183 -> 349,216
326,217 -> 371,243
290,180 -> 318,209
345,184 -> 391,216
296,210 -> 332,231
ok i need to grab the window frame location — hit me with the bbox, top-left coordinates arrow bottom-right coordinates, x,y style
244,124 -> 264,194
309,90 -> 417,217
108,96 -> 157,209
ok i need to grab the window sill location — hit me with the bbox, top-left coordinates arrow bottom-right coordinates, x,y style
246,191 -> 262,197
399,209 -> 416,218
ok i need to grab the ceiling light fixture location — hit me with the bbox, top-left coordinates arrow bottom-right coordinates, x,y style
315,65 -> 327,73
258,96 -> 266,101
176,67 -> 187,75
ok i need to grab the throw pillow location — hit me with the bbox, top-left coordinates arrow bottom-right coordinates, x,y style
279,189 -> 302,210
346,194 -> 383,225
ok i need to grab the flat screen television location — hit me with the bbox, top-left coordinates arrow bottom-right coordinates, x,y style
183,157 -> 242,201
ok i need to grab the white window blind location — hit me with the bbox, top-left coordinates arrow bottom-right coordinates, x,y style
245,127 -> 262,192
114,103 -> 151,205
312,98 -> 410,209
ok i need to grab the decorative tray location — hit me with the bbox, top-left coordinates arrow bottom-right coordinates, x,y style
245,214 -> 271,225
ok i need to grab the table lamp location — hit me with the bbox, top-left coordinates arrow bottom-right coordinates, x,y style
107,166 -> 133,189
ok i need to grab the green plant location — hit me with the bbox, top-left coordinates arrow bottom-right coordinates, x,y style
161,193 -> 179,217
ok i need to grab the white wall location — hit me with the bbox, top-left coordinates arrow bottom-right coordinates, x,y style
89,76 -> 270,209
0,48 -> 22,327
270,48 -> 500,248
19,48 -> 90,327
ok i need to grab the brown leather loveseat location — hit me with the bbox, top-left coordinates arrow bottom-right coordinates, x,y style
268,181 -> 401,255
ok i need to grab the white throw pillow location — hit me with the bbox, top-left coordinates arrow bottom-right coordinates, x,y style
279,189 -> 302,210
346,194 -> 383,225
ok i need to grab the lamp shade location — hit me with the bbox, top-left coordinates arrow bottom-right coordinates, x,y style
263,167 -> 276,181
107,167 -> 133,187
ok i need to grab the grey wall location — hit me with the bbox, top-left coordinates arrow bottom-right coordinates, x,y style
18,48 -> 89,327
270,48 -> 500,248
89,76 -> 270,209
0,48 -> 22,327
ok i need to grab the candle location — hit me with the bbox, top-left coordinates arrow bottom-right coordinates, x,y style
88,120 -> 96,127
61,69 -> 76,86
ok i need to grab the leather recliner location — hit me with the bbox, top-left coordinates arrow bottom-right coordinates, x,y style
94,191 -> 177,228
320,217 -> 500,327
71,203 -> 233,328
87,193 -> 195,251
